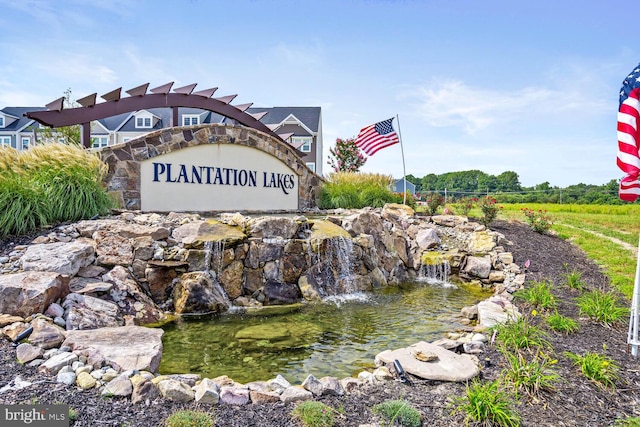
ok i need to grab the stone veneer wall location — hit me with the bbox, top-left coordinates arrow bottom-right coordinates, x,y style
99,124 -> 322,211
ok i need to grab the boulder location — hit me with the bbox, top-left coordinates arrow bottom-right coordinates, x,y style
94,230 -> 134,266
462,256 -> 492,280
20,241 -> 95,275
220,386 -> 250,405
172,220 -> 246,249
103,266 -> 165,324
173,271 -> 231,314
416,228 -> 440,250
62,293 -> 122,330
157,379 -> 195,402
194,378 -> 220,404
375,341 -> 479,382
16,343 -> 44,364
247,216 -> 300,239
102,374 -> 133,397
131,378 -> 159,404
0,272 -> 69,317
62,325 -> 164,372
28,318 -> 65,349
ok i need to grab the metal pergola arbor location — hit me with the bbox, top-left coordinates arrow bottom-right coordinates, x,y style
24,82 -> 292,147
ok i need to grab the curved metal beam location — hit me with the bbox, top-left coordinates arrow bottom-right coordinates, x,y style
24,93 -> 281,141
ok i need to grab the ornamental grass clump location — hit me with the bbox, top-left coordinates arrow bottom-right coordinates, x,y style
372,399 -> 421,427
0,143 -> 115,238
546,311 -> 580,334
564,351 -> 619,388
493,315 -> 551,351
500,348 -> 560,398
23,143 -> 114,222
454,379 -> 521,427
514,280 -> 557,311
576,289 -> 628,327
563,264 -> 585,290
319,172 -> 397,209
291,401 -> 336,427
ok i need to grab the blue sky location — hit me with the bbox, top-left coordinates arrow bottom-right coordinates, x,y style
0,0 -> 634,188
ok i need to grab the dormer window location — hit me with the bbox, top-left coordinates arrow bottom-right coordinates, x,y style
136,117 -> 152,128
182,115 -> 199,126
0,116 -> 4,128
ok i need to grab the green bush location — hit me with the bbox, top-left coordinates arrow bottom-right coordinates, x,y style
164,410 -> 214,427
372,399 -> 421,427
478,196 -> 501,227
291,401 -> 336,427
319,172 -> 401,209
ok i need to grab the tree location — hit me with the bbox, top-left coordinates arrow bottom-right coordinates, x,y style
35,88 -> 81,145
327,137 -> 366,172
496,171 -> 521,192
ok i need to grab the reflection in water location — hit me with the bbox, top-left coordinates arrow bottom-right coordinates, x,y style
160,282 -> 490,383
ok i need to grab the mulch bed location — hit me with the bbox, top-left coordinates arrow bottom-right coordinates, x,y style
1,218 -> 639,426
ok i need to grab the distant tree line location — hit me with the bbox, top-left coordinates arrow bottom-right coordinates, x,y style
404,170 -> 625,204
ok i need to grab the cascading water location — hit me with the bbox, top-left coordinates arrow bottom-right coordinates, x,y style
202,240 -> 232,307
417,260 -> 454,287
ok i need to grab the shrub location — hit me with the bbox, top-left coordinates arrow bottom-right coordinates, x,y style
546,311 -> 579,334
564,351 -> 619,388
455,196 -> 475,216
478,196 -> 501,227
372,399 -> 421,427
521,208 -> 553,233
514,280 -> 557,311
454,379 -> 520,427
425,192 -> 444,215
291,401 -> 336,427
577,289 -> 628,327
164,410 -> 214,427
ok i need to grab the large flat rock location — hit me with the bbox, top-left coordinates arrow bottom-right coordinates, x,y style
0,272 -> 69,317
375,341 -> 479,382
62,325 -> 163,372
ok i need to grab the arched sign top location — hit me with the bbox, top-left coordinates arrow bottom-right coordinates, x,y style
23,82 -> 287,146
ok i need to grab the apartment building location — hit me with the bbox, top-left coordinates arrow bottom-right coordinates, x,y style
1,105 -> 323,175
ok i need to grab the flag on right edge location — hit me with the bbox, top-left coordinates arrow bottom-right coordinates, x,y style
617,62 -> 640,201
355,117 -> 399,156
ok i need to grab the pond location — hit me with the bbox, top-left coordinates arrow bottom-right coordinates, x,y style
159,280 -> 491,384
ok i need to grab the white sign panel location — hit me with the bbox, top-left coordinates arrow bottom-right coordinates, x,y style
140,144 -> 298,211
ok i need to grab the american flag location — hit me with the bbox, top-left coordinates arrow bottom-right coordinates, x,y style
617,63 -> 640,201
355,117 -> 400,156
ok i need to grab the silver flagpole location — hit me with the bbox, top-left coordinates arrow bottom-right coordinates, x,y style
629,235 -> 640,356
395,114 -> 407,205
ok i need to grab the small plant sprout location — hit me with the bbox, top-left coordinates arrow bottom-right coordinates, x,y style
577,289 -> 628,327
454,378 -> 520,427
546,311 -> 580,334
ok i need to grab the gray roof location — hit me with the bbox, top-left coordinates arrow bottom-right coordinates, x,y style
247,107 -> 321,132
0,107 -> 46,132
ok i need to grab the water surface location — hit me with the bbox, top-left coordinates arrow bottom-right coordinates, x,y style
159,281 -> 490,383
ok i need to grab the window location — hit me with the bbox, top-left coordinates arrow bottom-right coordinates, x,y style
0,116 -> 4,128
136,117 -> 152,128
182,115 -> 199,126
306,162 -> 315,172
0,136 -> 11,147
123,137 -> 132,143
91,136 -> 108,148
21,137 -> 30,150
293,137 -> 312,153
